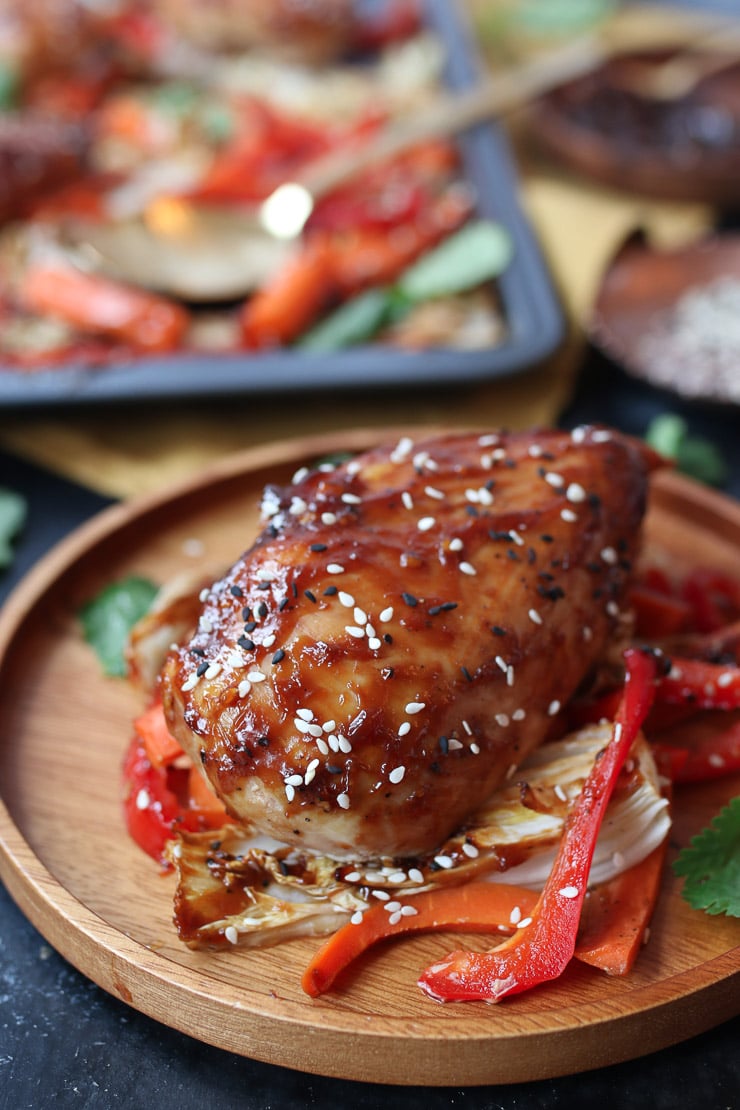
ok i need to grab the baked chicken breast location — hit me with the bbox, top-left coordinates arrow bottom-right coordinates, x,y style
161,427 -> 657,859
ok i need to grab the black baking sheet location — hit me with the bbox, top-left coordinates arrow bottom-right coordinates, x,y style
0,0 -> 565,408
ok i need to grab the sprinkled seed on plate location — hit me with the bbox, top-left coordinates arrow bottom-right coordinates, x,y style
405,701 -> 425,714
495,713 -> 510,727
247,670 -> 266,683
353,606 -> 367,624
545,472 -> 564,487
408,868 -> 424,884
337,793 -> 350,809
387,871 -> 407,884
262,633 -> 276,648
371,887 -> 390,899
400,905 -> 418,917
327,563 -> 345,574
509,530 -> 524,546
321,511 -> 337,525
389,766 -> 406,784
338,735 -> 352,753
495,656 -> 508,673
285,784 -> 296,802
322,719 -> 336,732
345,871 -> 361,883
425,486 -> 444,500
509,905 -> 522,925
316,738 -> 329,755
290,497 -> 307,515
462,719 -> 472,735
512,708 -> 526,721
517,917 -> 533,929
350,911 -> 364,925
368,636 -> 382,650
379,606 -> 394,622
434,855 -> 454,869
384,901 -> 402,914
462,842 -> 479,857
296,708 -> 314,722
470,743 -> 480,755
388,911 -> 402,926
398,722 -> 411,737
238,679 -> 252,697
601,546 -> 618,564
181,673 -> 200,692
308,724 -> 323,737
135,788 -> 150,810
528,445 -> 543,458
284,773 -> 303,787
606,601 -> 620,617
506,666 -> 515,687
554,784 -> 568,802
717,672 -> 733,688
345,625 -> 365,638
338,591 -> 355,608
292,466 -> 309,484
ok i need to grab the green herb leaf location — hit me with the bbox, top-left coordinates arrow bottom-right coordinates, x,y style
299,287 -> 394,351
0,488 -> 28,570
80,576 -> 159,677
397,220 -> 513,303
645,413 -> 727,487
672,797 -> 740,917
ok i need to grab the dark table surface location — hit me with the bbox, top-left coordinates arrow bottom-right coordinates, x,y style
1,356 -> 739,1110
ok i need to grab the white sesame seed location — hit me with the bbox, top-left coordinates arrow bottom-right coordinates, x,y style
528,445 -> 543,458
558,885 -> 580,899
509,529 -> 525,546
342,493 -> 362,505
345,625 -> 365,638
308,723 -> 323,737
528,608 -> 543,625
379,606 -> 394,622
592,430 -> 612,442
571,426 -> 587,443
398,722 -> 411,737
462,719 -> 472,735
509,905 -> 522,925
135,788 -> 150,810
387,871 -> 407,884
434,855 -> 454,869
384,900 -> 402,913
478,487 -> 494,506
492,448 -> 507,460
400,905 -> 418,917
328,734 -> 340,752
495,655 -> 508,673
345,871 -> 361,882
292,466 -> 309,484
321,511 -> 338,525
448,738 -> 463,750
601,546 -> 618,564
226,650 -> 245,669
224,925 -> 239,944
566,483 -> 587,503
517,917 -> 533,929
480,453 -> 492,469
545,472 -> 564,487
350,911 -> 364,925
548,699 -> 561,716
370,887 -> 389,899
337,792 -> 350,809
606,601 -> 619,617
199,587 -> 210,602
296,707 -> 314,722
181,673 -> 200,692
368,636 -> 382,650
512,708 -> 526,721
495,713 -> 510,727
327,563 -> 345,574
290,496 -> 307,515
460,561 -> 477,576
425,486 -> 445,500
448,537 -> 464,552
338,734 -> 352,753
353,606 -> 367,624
614,722 -> 623,743
285,774 -> 303,787
316,738 -> 329,755
465,488 -> 480,504
285,784 -> 295,802
388,912 -> 403,925
390,436 -> 414,462
561,508 -> 578,522
238,679 -> 252,697
401,490 -> 414,510
247,670 -> 266,683
199,616 -> 213,633
294,720 -> 311,734
554,784 -> 568,802
338,591 -> 355,608
506,665 -> 515,687
405,701 -> 426,714
470,743 -> 480,755
479,434 -> 500,447
462,842 -> 479,858
389,766 -> 406,784
408,868 -> 424,884
418,516 -> 436,531
717,672 -> 733,688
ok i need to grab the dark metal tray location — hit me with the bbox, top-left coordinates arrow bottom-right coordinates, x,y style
0,0 -> 564,408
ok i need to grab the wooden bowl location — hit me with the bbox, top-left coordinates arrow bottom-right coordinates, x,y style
590,231 -> 740,404
529,49 -> 740,206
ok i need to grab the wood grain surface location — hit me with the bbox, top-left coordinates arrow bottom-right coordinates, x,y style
0,427 -> 738,1086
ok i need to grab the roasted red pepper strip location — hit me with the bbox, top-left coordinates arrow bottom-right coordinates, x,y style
658,658 -> 740,711
651,716 -> 740,783
417,648 -> 658,1003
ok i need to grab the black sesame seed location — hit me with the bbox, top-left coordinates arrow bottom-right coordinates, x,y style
441,601 -> 458,612
229,585 -> 243,598
257,736 -> 270,747
430,761 -> 440,773
279,597 -> 290,611
244,620 -> 257,633
326,764 -> 343,774
191,647 -> 205,657
507,549 -> 520,562
537,466 -> 546,478
257,603 -> 268,618
538,584 -> 565,601
489,530 -> 511,542
438,736 -> 449,755
323,585 -> 338,596
310,543 -> 328,552
504,458 -> 517,468
304,589 -> 317,603
196,661 -> 209,676
461,666 -> 473,682
292,583 -> 298,598
383,633 -> 393,644
485,479 -> 495,491
527,547 -> 537,564
402,592 -> 418,607
238,636 -> 255,651
241,606 -> 252,620
278,860 -> 290,876
466,505 -> 479,517
428,605 -> 443,616
257,580 -> 272,590
589,493 -> 602,509
540,534 -> 554,543
491,625 -> 507,636
271,648 -> 286,664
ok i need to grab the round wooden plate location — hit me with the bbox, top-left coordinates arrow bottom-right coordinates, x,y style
0,428 -> 738,1087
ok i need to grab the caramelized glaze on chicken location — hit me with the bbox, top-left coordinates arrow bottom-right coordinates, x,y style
161,427 -> 657,860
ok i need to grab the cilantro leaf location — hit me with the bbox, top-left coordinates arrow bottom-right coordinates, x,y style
672,797 -> 740,917
80,575 -> 158,677
0,487 -> 28,570
645,414 -> 727,487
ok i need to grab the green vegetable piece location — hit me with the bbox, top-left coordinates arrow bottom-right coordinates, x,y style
397,220 -> 513,303
673,796 -> 740,917
0,488 -> 27,570
80,575 -> 158,677
645,413 -> 727,487
0,61 -> 19,109
299,288 -> 394,351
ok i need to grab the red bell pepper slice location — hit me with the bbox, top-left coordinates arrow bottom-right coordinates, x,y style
417,647 -> 658,1003
657,658 -> 740,711
651,716 -> 740,783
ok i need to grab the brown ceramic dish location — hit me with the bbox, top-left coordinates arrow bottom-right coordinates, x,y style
529,49 -> 740,205
591,231 -> 740,404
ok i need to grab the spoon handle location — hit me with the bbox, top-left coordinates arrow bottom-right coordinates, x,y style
297,36 -> 605,202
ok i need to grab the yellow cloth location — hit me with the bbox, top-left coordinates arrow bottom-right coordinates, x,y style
0,5 -> 715,499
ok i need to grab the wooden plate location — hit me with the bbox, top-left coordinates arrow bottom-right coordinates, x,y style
0,428 -> 738,1087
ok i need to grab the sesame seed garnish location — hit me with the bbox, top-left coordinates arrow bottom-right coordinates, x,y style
345,625 -> 365,638
571,426 -> 587,443
295,719 -> 311,734
449,537 -> 464,552
321,511 -> 337,525
389,766 -> 406,784
506,667 -> 515,687
224,925 -> 239,944
336,793 -> 350,809
342,493 -> 362,505
554,784 -> 568,802
462,841 -> 479,857
400,905 -> 418,917
285,773 -> 303,787
402,592 -> 419,607
296,708 -> 314,722
592,429 -> 612,442
479,434 -> 500,446
566,483 -> 587,503
384,900 -> 402,914
370,886 -> 389,898
181,673 -> 200,692
135,788 -> 150,810
418,516 -> 436,531
405,701 -> 426,714
290,496 -> 307,515
561,508 -> 578,522
495,713 -> 510,727
433,855 -> 454,869
548,699 -> 561,716
509,905 -> 522,925
262,633 -> 276,648
388,911 -> 402,925
401,491 -> 414,510
271,649 -> 285,664
247,670 -> 266,683
512,708 -> 526,721
544,472 -> 564,487
398,722 -> 411,737
345,870 -> 361,883
509,530 -> 525,546
717,672 -> 733,688
368,635 -> 382,650
327,563 -> 345,574
316,738 -> 329,755
425,485 -> 445,500
390,436 -> 414,462
379,606 -> 394,622
462,719 -> 472,735
338,591 -> 355,607
387,871 -> 407,884
408,868 -> 424,884
558,885 -> 580,899
284,784 -> 295,802
350,911 -> 364,925
353,605 -> 367,624
338,735 -> 352,753
448,738 -> 463,751
528,608 -> 543,625
238,679 -> 252,697
517,917 -> 533,929
460,561 -> 477,576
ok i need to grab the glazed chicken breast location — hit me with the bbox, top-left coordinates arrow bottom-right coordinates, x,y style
161,427 -> 657,860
